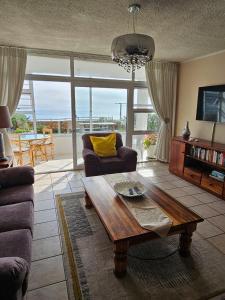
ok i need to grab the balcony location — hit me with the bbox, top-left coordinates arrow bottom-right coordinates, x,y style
10,116 -> 156,173
10,118 -> 125,173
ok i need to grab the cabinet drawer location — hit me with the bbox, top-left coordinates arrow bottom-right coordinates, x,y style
183,167 -> 201,184
201,174 -> 224,195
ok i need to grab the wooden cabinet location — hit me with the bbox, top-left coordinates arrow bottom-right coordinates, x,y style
169,137 -> 225,200
201,174 -> 223,196
169,140 -> 185,176
183,167 -> 202,185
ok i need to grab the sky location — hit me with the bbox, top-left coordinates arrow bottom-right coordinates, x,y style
32,82 -> 127,120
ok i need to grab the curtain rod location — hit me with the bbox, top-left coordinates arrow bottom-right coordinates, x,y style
0,44 -> 179,64
0,44 -> 112,62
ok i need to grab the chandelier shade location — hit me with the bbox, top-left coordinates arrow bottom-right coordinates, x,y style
111,3 -> 155,73
111,33 -> 155,73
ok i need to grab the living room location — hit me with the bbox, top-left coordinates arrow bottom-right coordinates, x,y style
1,1 -> 225,300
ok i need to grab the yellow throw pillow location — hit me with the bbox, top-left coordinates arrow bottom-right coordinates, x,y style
90,133 -> 117,157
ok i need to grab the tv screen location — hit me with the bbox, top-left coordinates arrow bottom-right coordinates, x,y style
196,85 -> 225,122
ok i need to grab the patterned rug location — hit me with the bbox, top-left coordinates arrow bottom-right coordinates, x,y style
56,192 -> 225,300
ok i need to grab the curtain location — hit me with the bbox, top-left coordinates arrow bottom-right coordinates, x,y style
0,47 -> 27,155
145,61 -> 178,163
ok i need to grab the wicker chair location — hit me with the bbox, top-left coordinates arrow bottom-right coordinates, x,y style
10,134 -> 33,166
42,127 -> 55,160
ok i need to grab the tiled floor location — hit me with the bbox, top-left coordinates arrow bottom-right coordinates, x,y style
27,169 -> 85,300
27,161 -> 225,300
34,158 -> 74,174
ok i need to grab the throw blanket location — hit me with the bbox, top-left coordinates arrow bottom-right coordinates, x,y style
104,174 -> 172,237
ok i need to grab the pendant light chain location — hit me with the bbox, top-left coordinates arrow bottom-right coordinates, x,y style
132,12 -> 136,33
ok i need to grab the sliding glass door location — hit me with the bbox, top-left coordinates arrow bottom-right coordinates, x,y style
75,87 -> 127,165
16,54 -> 159,173
131,88 -> 160,161
15,80 -> 73,172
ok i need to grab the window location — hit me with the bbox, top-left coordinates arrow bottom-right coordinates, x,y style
14,53 -> 160,172
75,87 -> 127,164
14,81 -> 73,171
133,88 -> 152,109
26,55 -> 70,76
134,67 -> 146,81
132,88 -> 160,161
74,60 -> 131,80
134,112 -> 160,131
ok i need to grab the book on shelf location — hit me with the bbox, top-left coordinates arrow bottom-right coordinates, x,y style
209,170 -> 225,182
189,146 -> 225,166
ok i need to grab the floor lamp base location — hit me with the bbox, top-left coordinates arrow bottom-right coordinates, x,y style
0,157 -> 8,162
0,132 -> 7,161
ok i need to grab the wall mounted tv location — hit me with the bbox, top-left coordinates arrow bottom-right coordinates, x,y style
196,84 -> 225,123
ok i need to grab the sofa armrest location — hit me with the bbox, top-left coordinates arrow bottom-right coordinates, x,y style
82,148 -> 100,163
0,257 -> 29,298
117,146 -> 137,161
0,166 -> 34,189
82,148 -> 102,177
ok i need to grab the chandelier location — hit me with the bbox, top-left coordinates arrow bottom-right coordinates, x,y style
111,4 -> 155,72
111,3 -> 155,73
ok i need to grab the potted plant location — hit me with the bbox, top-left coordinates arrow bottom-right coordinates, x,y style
143,133 -> 157,158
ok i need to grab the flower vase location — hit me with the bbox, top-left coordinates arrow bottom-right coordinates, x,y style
146,145 -> 156,158
182,121 -> 191,140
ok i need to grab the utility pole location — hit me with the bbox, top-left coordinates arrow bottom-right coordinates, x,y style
115,102 -> 126,120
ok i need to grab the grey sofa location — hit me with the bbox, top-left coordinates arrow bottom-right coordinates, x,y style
0,166 -> 34,300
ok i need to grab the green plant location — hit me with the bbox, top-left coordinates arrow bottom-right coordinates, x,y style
36,124 -> 44,133
147,113 -> 160,132
11,113 -> 30,131
14,128 -> 30,133
143,133 -> 157,149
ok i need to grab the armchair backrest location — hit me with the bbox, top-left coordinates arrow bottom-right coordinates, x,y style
82,132 -> 123,151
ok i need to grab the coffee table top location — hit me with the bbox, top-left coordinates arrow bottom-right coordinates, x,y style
82,172 -> 203,242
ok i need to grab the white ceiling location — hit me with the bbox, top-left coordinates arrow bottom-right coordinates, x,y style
0,0 -> 225,61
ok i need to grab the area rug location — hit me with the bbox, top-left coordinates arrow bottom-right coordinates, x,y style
56,192 -> 225,300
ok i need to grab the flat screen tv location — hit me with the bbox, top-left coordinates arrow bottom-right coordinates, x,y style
196,84 -> 225,123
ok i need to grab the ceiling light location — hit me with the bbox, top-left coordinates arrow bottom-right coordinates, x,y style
111,3 -> 155,73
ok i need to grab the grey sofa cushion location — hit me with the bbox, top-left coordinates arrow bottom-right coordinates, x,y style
0,166 -> 34,188
0,202 -> 34,234
0,185 -> 34,206
0,229 -> 32,265
0,257 -> 29,300
0,229 -> 32,299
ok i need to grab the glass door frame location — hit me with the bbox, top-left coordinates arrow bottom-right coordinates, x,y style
25,53 -> 149,171
73,79 -> 133,168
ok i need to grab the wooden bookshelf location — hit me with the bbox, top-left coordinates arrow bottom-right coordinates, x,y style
169,137 -> 225,199
185,154 -> 225,171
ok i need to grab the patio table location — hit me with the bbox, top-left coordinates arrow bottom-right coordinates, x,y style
14,134 -> 49,166
19,134 -> 49,142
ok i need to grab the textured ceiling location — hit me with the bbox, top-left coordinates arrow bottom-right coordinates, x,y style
0,0 -> 225,61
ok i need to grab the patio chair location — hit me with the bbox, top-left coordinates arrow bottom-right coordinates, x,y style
10,134 -> 33,166
30,139 -> 48,166
42,127 -> 55,160
82,132 -> 137,177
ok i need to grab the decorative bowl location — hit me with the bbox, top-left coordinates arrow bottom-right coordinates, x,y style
114,181 -> 145,197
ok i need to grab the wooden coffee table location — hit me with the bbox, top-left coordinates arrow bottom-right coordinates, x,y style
82,172 -> 204,277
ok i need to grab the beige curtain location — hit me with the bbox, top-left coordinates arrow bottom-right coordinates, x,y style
145,61 -> 178,162
0,47 -> 27,155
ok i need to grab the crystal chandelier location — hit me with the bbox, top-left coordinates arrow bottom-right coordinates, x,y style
111,3 -> 155,73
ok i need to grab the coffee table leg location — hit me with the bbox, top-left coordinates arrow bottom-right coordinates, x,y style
114,241 -> 129,278
179,223 -> 196,257
85,191 -> 93,209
